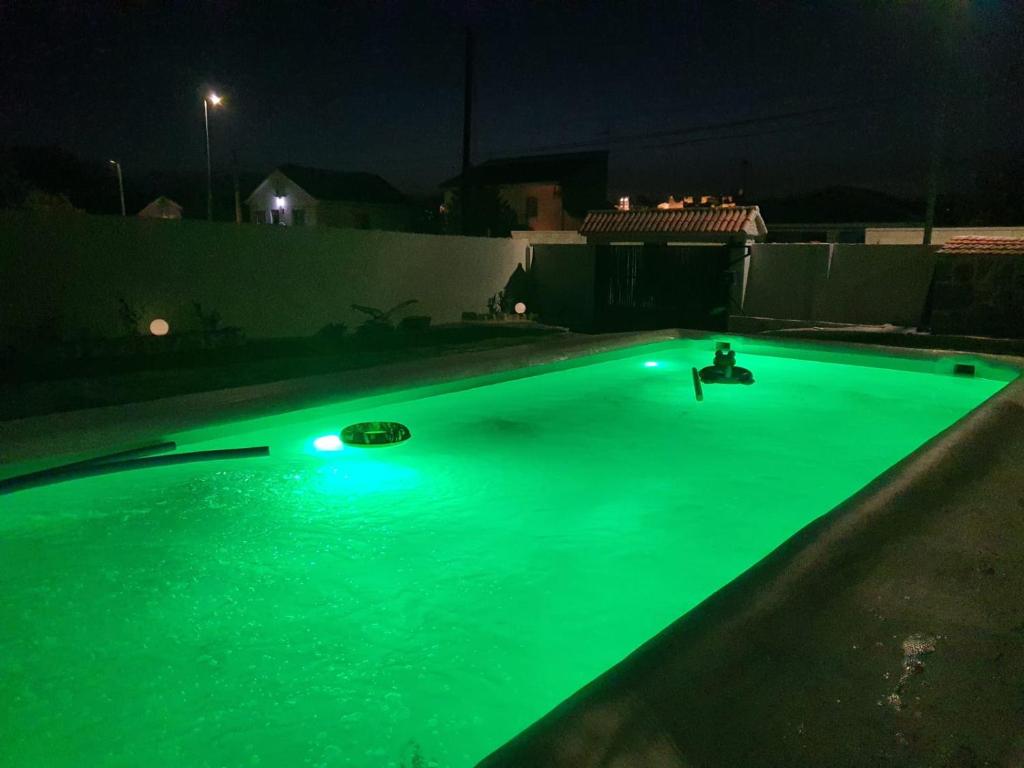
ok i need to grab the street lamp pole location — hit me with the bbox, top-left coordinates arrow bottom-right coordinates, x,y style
203,92 -> 222,221
109,160 -> 126,217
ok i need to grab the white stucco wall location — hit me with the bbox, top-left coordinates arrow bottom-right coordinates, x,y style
0,211 -> 528,344
865,226 -> 1024,245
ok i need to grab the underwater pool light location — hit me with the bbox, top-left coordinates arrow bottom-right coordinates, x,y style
644,361 -> 659,368
313,434 -> 344,452
341,421 -> 411,447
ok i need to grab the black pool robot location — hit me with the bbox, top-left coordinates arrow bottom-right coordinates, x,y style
699,342 -> 754,385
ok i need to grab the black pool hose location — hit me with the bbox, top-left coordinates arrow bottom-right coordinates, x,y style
0,446 -> 269,495
0,441 -> 177,491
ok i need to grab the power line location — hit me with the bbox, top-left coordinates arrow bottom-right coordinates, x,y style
636,116 -> 849,151
483,95 -> 908,158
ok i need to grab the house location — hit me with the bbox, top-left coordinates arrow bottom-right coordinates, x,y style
246,165 -> 416,231
440,151 -> 608,232
138,196 -> 182,220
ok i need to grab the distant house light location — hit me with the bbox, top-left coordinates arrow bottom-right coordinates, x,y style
617,196 -> 630,211
149,318 -> 170,336
274,196 -> 287,209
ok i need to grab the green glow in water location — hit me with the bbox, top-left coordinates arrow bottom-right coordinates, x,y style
0,344 -> 1006,767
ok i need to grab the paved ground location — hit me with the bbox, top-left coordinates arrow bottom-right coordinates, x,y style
2,323 -> 562,420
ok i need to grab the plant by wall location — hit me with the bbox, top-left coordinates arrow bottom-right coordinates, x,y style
115,296 -> 143,336
352,299 -> 418,336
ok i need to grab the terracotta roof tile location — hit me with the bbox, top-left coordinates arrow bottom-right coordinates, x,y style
939,236 -> 1024,255
581,206 -> 764,236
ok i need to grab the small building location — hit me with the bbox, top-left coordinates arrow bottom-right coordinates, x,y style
579,205 -> 766,245
527,206 -> 768,333
246,165 -> 415,231
138,196 -> 183,220
441,151 -> 608,232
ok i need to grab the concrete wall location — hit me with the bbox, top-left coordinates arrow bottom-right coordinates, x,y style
0,211 -> 527,346
930,250 -> 1024,337
865,226 -> 1024,245
530,244 -> 596,331
510,230 -> 587,246
741,244 -> 936,326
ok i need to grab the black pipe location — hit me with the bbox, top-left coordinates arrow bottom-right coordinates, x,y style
692,367 -> 704,402
0,441 -> 177,492
0,446 -> 269,495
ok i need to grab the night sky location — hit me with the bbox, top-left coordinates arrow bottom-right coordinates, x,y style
2,1 -> 1022,200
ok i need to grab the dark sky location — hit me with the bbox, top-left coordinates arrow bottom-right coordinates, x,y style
2,0 -> 1022,199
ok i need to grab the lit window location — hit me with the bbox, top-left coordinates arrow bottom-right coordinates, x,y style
618,196 -> 630,211
526,196 -> 538,218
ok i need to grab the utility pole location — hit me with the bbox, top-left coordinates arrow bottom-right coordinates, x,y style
922,7 -> 958,246
922,106 -> 946,246
109,159 -> 126,216
739,158 -> 750,201
232,149 -> 242,224
460,26 -> 473,234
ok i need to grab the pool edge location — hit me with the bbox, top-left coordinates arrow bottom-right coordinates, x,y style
3,329 -> 1020,470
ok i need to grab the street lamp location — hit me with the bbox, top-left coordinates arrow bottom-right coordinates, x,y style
109,159 -> 125,217
203,92 -> 223,221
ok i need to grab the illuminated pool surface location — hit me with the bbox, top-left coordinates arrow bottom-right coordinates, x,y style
0,343 -> 1009,767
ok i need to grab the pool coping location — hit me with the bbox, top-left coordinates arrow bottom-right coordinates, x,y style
2,329 -> 1020,472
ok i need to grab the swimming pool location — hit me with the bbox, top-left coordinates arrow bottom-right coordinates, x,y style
0,338 -> 1013,768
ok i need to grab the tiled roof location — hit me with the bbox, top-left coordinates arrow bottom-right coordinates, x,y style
939,236 -> 1024,255
275,165 -> 407,204
581,206 -> 766,237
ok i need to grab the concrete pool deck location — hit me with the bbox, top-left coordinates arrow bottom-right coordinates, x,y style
3,330 -> 1023,766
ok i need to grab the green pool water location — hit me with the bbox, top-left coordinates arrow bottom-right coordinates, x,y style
0,342 -> 1008,768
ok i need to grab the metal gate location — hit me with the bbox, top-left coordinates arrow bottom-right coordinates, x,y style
593,243 -> 732,332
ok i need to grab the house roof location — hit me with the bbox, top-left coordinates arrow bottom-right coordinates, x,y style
938,236 -> 1024,255
580,206 -> 767,238
270,165 -> 407,204
138,196 -> 183,217
141,196 -> 182,210
440,151 -> 608,188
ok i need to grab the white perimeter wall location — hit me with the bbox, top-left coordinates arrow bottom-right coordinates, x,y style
741,243 -> 937,326
0,211 -> 527,344
865,226 -> 1024,245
